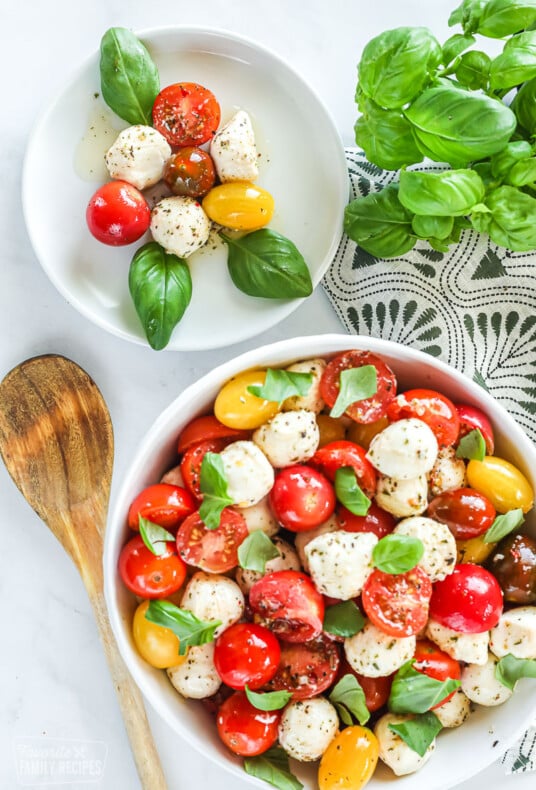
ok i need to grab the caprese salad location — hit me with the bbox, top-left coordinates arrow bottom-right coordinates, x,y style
118,350 -> 536,790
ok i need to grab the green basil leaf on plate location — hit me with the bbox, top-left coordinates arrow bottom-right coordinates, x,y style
455,428 -> 486,461
247,368 -> 313,404
323,600 -> 365,638
199,452 -> 233,530
329,673 -> 370,726
344,184 -> 416,258
389,660 -> 461,714
483,508 -> 524,544
145,600 -> 221,656
335,467 -> 371,516
330,365 -> 377,419
138,516 -> 175,556
495,653 -> 536,691
238,530 -> 280,573
373,534 -> 424,575
244,746 -> 303,790
388,711 -> 443,757
245,685 -> 292,711
398,169 -> 485,217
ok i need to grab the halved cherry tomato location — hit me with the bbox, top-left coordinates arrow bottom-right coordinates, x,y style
427,488 -> 496,541
361,567 -> 433,637
249,570 -> 324,643
318,726 -> 378,790
312,440 -> 377,498
180,438 -> 228,499
177,415 -> 249,454
118,535 -> 187,598
467,456 -> 534,514
429,563 -> 503,633
338,658 -> 392,712
264,635 -> 340,700
214,623 -> 280,690
387,388 -> 460,447
456,403 -> 494,454
269,465 -> 336,532
86,180 -> 150,246
217,691 -> 280,756
320,351 -> 397,424
127,483 -> 196,531
176,508 -> 248,573
132,600 -> 185,669
152,82 -> 221,147
337,502 -> 395,539
163,147 -> 216,198
214,370 -> 280,430
413,639 -> 461,708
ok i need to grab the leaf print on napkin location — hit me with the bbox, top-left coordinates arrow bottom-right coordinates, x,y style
472,248 -> 508,280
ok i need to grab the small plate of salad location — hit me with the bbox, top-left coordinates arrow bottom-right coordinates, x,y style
22,26 -> 347,351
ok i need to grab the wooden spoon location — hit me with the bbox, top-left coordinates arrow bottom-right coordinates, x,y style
0,354 -> 166,790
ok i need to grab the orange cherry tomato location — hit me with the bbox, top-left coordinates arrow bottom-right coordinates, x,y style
467,456 -> 534,513
318,725 -> 379,790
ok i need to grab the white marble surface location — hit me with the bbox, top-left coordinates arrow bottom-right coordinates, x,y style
1,1 -> 534,788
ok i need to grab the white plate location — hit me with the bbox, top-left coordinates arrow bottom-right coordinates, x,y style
22,26 -> 348,351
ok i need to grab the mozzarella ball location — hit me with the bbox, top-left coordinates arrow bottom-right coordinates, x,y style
345,621 -> 416,677
294,514 -> 339,572
219,440 -> 274,507
160,464 -> 184,487
367,418 -> 438,479
180,572 -> 244,638
235,537 -> 301,595
426,619 -> 489,665
278,698 -> 339,762
167,643 -> 221,699
150,196 -> 210,258
105,125 -> 172,190
489,606 -> 536,659
428,446 -> 466,496
283,358 -> 327,413
461,653 -> 513,706
236,495 -> 279,537
433,688 -> 471,728
253,410 -> 319,468
375,473 -> 429,517
394,516 -> 456,582
375,713 -> 435,776
305,530 -> 377,600
210,110 -> 259,182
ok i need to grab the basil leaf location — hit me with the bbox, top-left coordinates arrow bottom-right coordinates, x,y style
330,365 -> 377,419
247,368 -> 313,404
512,77 -> 536,134
471,186 -> 536,252
448,0 -> 488,35
506,158 -> 536,188
483,508 -> 525,544
495,653 -> 536,691
442,33 -> 476,65
456,428 -> 486,461
344,184 -> 416,258
399,168 -> 485,217
355,99 -> 423,171
373,534 -> 424,575
199,452 -> 233,530
129,242 -> 192,351
138,516 -> 175,556
388,711 -> 443,757
412,215 -> 454,241
329,673 -> 370,726
222,230 -> 312,299
100,27 -> 160,125
490,141 -> 533,179
335,467 -> 371,516
477,0 -> 536,39
238,530 -> 280,573
323,600 -> 365,637
244,746 -> 303,790
245,685 -> 292,711
455,50 -> 491,90
490,32 -> 536,91
389,660 -> 461,714
145,600 -> 221,656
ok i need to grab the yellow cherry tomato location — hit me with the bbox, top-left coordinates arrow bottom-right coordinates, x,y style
132,601 -> 185,669
202,181 -> 274,230
346,416 -> 390,450
214,370 -> 280,429
456,535 -> 497,564
319,726 -> 379,790
467,456 -> 534,514
317,414 -> 346,448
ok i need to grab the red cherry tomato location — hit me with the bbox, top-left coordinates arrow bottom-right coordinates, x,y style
338,502 -> 396,538
337,658 -> 392,712
269,465 -> 335,532
312,440 -> 377,498
180,438 -> 228,499
427,488 -> 496,541
153,82 -> 221,147
429,564 -> 503,633
249,570 -> 324,643
362,567 -> 433,637
86,181 -> 150,245
176,509 -> 248,573
118,535 -> 186,598
264,636 -> 340,700
217,691 -> 280,756
387,388 -> 460,447
163,147 -> 216,198
413,639 -> 461,708
127,483 -> 196,531
177,416 -> 249,455
214,623 -> 281,690
320,350 -> 397,424
456,403 -> 494,455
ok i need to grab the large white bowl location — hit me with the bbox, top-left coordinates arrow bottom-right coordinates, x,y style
105,334 -> 536,790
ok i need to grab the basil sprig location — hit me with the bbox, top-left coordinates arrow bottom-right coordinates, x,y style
247,368 -> 313,404
456,428 -> 486,461
483,508 -> 525,544
199,452 -> 233,530
329,674 -> 370,725
330,365 -> 377,418
323,600 -> 365,638
244,746 -> 303,790
335,467 -> 371,516
138,516 -> 174,556
388,711 -> 443,757
245,685 -> 292,711
372,534 -> 424,575
238,530 -> 280,573
389,660 -> 461,714
145,600 -> 221,656
495,653 -> 536,691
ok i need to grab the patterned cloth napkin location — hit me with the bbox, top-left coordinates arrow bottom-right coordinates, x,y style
322,148 -> 536,774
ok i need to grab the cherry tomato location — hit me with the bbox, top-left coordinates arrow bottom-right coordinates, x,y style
202,182 -> 274,230
180,438 -> 228,499
214,623 -> 280,690
312,440 -> 377,498
429,563 -> 503,633
86,180 -> 150,245
177,415 -> 249,454
467,456 -> 534,514
338,658 -> 392,712
132,600 -> 185,669
152,82 -> 221,147
413,639 -> 461,708
427,487 -> 496,541
216,691 -> 280,756
214,370 -> 280,430
176,508 -> 248,573
127,483 -> 196,531
387,388 -> 460,447
118,535 -> 187,598
163,147 -> 216,198
269,465 -> 336,532
264,636 -> 340,700
320,351 -> 397,424
456,535 -> 497,565
346,416 -> 389,449
316,414 -> 346,448
337,502 -> 396,539
456,403 -> 494,454
249,570 -> 324,643
489,533 -> 536,604
318,725 -> 379,790
362,567 -> 433,637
